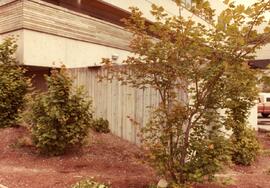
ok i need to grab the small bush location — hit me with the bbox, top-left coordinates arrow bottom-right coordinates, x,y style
142,106 -> 231,185
231,127 -> 260,166
0,38 -> 30,128
72,179 -> 109,188
92,118 -> 110,133
29,67 -> 93,155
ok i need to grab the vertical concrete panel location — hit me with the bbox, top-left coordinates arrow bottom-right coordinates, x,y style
248,105 -> 258,130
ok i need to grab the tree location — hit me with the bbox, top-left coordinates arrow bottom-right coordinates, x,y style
0,38 -> 30,128
102,0 -> 270,185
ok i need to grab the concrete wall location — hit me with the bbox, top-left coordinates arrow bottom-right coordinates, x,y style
22,29 -> 131,68
102,0 -> 224,21
0,0 -> 227,68
0,29 -> 131,68
248,105 -> 258,130
256,44 -> 270,60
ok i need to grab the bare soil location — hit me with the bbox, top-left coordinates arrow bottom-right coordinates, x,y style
231,133 -> 270,188
0,127 -> 270,188
195,132 -> 270,188
0,127 -> 157,188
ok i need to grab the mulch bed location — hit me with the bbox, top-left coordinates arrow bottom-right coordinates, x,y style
0,127 -> 157,188
0,127 -> 270,188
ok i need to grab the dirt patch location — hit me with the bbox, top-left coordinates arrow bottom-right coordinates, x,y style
0,127 -> 157,188
196,132 -> 270,188
231,133 -> 270,188
1,127 -> 270,188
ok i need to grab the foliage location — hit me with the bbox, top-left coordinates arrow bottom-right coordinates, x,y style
143,106 -> 231,183
91,118 -> 110,133
29,67 -> 93,155
230,125 -> 260,166
0,37 -> 30,128
222,63 -> 260,165
102,0 -> 270,185
260,74 -> 270,92
71,179 -> 109,188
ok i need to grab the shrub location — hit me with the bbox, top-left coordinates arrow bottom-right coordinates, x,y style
72,179 -> 109,188
142,106 -> 231,184
231,126 -> 260,166
91,118 -> 110,133
29,67 -> 93,155
0,38 -> 30,128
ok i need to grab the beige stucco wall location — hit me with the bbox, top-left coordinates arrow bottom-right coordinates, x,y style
248,105 -> 258,130
22,29 -> 130,68
102,0 -> 268,63
102,0 -> 224,25
0,29 -> 131,68
0,0 -> 229,68
256,44 -> 270,60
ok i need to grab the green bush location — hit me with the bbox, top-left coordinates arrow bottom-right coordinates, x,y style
231,126 -> 260,166
72,179 -> 109,188
91,118 -> 110,133
29,67 -> 93,155
184,125 -> 231,182
0,38 -> 30,128
142,106 -> 231,185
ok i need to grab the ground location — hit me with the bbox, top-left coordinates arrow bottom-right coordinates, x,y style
0,126 -> 270,188
0,127 -> 157,188
232,132 -> 270,188
195,132 -> 270,188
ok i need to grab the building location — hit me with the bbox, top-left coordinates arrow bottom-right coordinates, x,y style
0,0 -> 264,142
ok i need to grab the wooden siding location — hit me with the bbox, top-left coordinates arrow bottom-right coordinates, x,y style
70,67 -> 163,144
71,67 -> 187,143
0,0 -> 23,34
0,0 -> 17,6
0,0 -> 131,50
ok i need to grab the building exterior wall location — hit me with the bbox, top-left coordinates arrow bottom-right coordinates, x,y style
0,0 -> 16,6
0,0 -> 227,68
248,105 -> 258,130
71,68 -> 160,144
70,67 -> 186,144
0,0 -> 132,68
101,0 -> 224,23
0,0 -> 23,33
256,44 -> 270,60
22,29 -> 131,68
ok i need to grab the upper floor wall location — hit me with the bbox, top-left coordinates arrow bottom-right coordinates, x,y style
0,0 -> 132,67
0,0 -> 132,50
101,0 -> 225,23
256,44 -> 270,60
